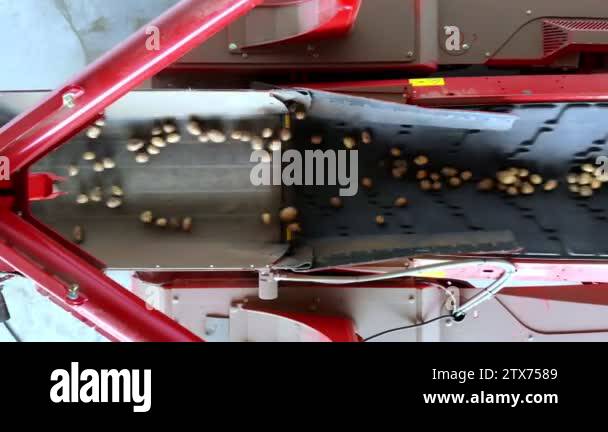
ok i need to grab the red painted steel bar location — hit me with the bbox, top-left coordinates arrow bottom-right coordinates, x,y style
406,73 -> 608,107
0,0 -> 263,174
0,212 -> 201,342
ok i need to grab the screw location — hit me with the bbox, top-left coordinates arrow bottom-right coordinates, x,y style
445,318 -> 453,327
63,93 -> 77,108
407,51 -> 414,58
67,284 -> 80,300
527,334 -> 535,342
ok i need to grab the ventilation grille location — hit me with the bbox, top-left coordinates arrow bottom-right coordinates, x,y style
543,18 -> 608,57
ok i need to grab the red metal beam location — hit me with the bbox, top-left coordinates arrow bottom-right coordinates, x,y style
406,73 -> 608,107
0,0 -> 263,174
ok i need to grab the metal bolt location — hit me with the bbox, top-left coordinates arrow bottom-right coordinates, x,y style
408,295 -> 416,304
526,9 -> 532,15
67,284 -> 80,300
407,51 -> 414,58
63,93 -> 77,108
527,334 -> 535,342
462,43 -> 470,50
444,318 -> 453,327
228,42 -> 239,51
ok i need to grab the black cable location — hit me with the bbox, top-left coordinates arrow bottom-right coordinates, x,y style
363,314 -> 454,342
3,322 -> 21,342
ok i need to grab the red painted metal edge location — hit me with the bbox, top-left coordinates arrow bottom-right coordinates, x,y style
241,0 -> 362,49
28,172 -> 66,201
0,0 -> 263,174
406,73 -> 608,107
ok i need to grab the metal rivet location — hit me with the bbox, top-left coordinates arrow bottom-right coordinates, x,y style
527,334 -> 535,342
526,9 -> 532,15
228,43 -> 239,51
462,43 -> 470,50
67,284 -> 80,300
407,51 -> 414,57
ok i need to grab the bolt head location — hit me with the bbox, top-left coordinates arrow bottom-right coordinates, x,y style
67,284 -> 80,300
407,51 -> 414,58
228,43 -> 239,51
462,43 -> 470,50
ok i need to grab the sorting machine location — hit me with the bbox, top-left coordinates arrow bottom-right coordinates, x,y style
3,0 -> 608,341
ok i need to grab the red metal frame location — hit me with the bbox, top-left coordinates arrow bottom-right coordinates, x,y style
240,0 -> 362,49
301,73 -> 608,107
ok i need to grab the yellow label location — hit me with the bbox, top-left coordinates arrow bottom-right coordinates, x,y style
416,270 -> 447,278
409,78 -> 446,87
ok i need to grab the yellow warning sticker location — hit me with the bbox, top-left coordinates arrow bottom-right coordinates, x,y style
415,270 -> 447,278
409,78 -> 446,87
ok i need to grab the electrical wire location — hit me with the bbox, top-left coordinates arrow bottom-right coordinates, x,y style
3,322 -> 21,342
363,314 -> 454,342
273,258 -> 517,318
